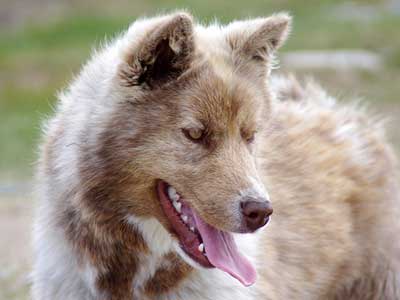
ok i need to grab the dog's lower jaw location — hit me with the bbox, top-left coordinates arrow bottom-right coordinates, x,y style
173,240 -> 211,269
125,215 -> 260,298
125,214 -> 208,269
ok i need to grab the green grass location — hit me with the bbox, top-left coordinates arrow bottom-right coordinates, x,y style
0,0 -> 399,179
0,87 -> 53,176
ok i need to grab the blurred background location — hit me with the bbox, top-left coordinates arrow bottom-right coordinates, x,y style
0,0 -> 399,298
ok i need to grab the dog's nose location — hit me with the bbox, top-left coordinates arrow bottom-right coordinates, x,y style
241,198 -> 273,232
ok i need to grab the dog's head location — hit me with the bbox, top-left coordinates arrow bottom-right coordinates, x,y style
87,12 -> 290,286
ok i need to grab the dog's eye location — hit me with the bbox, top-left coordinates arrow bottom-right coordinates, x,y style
246,133 -> 255,144
242,131 -> 256,144
246,134 -> 255,144
182,128 -> 204,143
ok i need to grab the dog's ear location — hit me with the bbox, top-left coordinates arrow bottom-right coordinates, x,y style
228,13 -> 291,76
119,13 -> 195,88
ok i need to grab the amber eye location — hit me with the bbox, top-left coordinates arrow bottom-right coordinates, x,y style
182,128 -> 204,143
243,132 -> 256,144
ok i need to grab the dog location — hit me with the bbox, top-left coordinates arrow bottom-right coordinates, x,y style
32,12 -> 400,299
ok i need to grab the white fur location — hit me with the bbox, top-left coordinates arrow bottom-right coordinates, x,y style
244,175 -> 270,201
32,211 -> 98,299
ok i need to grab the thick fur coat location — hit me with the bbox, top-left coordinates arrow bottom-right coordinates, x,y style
32,12 -> 400,300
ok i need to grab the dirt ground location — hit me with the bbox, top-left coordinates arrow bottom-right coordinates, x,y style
0,195 -> 32,300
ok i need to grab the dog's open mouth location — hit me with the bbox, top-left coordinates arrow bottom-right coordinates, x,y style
157,180 -> 256,286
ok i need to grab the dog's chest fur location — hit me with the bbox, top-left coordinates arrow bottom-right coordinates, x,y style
49,208 -> 258,300
128,217 -> 260,300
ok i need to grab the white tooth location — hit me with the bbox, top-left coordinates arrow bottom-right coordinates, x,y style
173,201 -> 182,213
190,226 -> 195,232
181,215 -> 188,223
198,243 -> 204,253
168,186 -> 179,201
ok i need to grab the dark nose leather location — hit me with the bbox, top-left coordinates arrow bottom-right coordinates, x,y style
241,198 -> 273,232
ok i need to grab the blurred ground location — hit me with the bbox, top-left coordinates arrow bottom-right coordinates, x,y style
0,194 -> 32,300
0,0 -> 399,299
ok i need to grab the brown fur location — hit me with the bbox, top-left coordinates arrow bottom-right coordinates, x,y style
254,78 -> 400,299
34,12 -> 400,300
144,253 -> 193,296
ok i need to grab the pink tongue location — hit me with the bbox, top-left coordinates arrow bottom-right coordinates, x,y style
193,213 -> 257,286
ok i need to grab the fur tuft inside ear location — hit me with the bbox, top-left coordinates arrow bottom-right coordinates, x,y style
252,13 -> 291,53
119,12 -> 195,88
